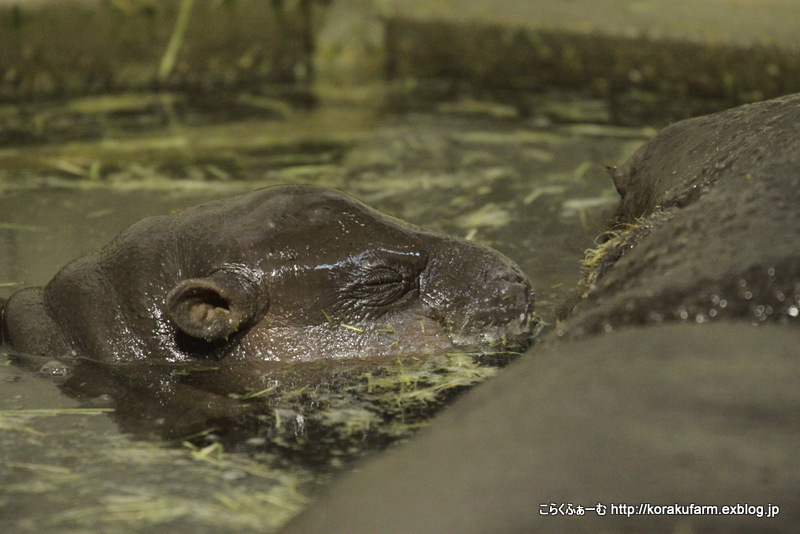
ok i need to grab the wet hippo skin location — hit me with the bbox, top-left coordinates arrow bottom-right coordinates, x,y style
1,185 -> 536,364
570,93 -> 800,335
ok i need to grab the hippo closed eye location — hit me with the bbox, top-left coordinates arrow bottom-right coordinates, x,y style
2,185 -> 537,365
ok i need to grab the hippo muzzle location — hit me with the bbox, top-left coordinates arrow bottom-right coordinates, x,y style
2,185 -> 537,364
419,239 -> 535,348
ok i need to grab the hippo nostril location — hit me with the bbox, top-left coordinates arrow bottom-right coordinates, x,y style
489,271 -> 532,305
501,272 -> 527,286
484,264 -> 527,286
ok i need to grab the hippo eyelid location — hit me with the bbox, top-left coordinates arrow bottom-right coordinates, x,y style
341,262 -> 421,310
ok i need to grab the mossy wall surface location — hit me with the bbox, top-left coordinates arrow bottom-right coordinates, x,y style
0,0 -> 322,101
2,0 -> 800,117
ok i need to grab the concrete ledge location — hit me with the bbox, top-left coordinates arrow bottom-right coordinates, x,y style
383,17 -> 800,121
386,0 -> 800,49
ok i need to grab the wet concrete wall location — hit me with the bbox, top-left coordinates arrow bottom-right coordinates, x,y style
0,0 -> 323,100
2,0 -> 800,121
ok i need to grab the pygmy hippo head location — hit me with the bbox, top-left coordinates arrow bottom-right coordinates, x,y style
2,185 -> 536,364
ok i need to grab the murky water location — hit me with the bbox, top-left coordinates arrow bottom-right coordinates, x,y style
0,93 -> 650,532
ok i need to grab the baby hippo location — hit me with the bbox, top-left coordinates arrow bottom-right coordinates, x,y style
1,185 -> 536,364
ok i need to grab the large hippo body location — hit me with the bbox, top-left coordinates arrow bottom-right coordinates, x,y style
573,93 -> 800,335
2,185 -> 535,365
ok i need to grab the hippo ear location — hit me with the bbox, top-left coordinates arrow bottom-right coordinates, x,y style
165,267 -> 268,342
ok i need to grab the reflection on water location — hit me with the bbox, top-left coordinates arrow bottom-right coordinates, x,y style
0,92 -> 649,533
11,349 -> 511,463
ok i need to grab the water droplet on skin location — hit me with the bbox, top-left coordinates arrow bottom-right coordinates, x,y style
39,360 -> 71,377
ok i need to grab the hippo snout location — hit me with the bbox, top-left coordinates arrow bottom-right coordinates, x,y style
421,240 -> 538,351
461,268 -> 536,349
470,270 -> 534,328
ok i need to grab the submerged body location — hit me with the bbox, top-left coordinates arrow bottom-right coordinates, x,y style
2,185 -> 536,365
